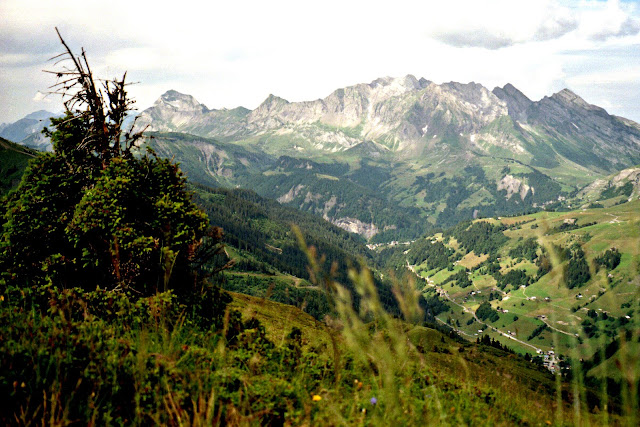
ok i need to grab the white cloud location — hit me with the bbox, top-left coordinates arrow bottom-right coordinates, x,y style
426,0 -> 639,49
32,91 -> 51,103
578,0 -> 640,41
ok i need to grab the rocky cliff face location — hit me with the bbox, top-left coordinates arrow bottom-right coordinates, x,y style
524,89 -> 640,171
244,77 -> 510,154
577,166 -> 640,202
492,83 -> 533,122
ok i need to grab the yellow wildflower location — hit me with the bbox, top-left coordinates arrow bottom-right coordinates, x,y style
312,394 -> 322,401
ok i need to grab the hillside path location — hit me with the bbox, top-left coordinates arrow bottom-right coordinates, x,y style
539,318 -> 574,337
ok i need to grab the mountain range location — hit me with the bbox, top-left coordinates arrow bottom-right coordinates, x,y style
5,76 -> 640,240
0,110 -> 60,151
134,76 -> 640,240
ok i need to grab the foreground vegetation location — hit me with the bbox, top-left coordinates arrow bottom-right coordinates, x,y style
5,269 -> 634,425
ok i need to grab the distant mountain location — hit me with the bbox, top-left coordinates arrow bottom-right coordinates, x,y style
139,90 -> 250,138
132,77 -> 640,239
0,110 -> 60,151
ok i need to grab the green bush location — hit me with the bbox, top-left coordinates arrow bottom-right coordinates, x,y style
476,301 -> 500,322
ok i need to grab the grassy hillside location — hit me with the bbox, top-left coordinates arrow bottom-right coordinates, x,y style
2,270 -> 633,425
147,131 -> 582,241
2,147 -> 637,424
2,129 -> 637,424
400,201 -> 640,398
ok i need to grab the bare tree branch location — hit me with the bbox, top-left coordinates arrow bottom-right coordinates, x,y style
44,28 -> 144,164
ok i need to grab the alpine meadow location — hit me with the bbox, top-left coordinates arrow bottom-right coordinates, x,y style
1,19 -> 639,427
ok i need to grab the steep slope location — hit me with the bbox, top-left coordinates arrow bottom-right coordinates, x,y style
193,185 -> 404,318
519,89 -> 640,171
145,132 -> 276,188
0,137 -> 36,194
577,165 -> 640,205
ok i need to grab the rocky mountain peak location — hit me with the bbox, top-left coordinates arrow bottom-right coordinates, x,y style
551,88 -> 584,105
248,94 -> 292,124
24,110 -> 58,121
259,94 -> 290,108
548,89 -> 608,114
536,88 -> 609,119
367,75 -> 427,99
493,83 -> 531,103
492,83 -> 533,122
157,90 -> 208,113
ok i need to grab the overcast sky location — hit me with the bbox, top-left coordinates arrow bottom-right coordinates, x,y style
1,0 -> 640,124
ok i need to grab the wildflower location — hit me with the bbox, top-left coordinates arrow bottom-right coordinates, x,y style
312,394 -> 322,401
370,397 -> 377,405
354,379 -> 363,390
0,295 -> 4,302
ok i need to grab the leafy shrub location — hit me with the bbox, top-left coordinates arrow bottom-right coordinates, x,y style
600,181 -> 633,200
494,269 -> 531,290
442,269 -> 472,288
444,220 -> 508,256
407,239 -> 456,270
508,237 -> 539,261
527,323 -> 548,341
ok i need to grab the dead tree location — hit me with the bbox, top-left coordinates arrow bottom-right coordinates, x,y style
44,27 -> 146,164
